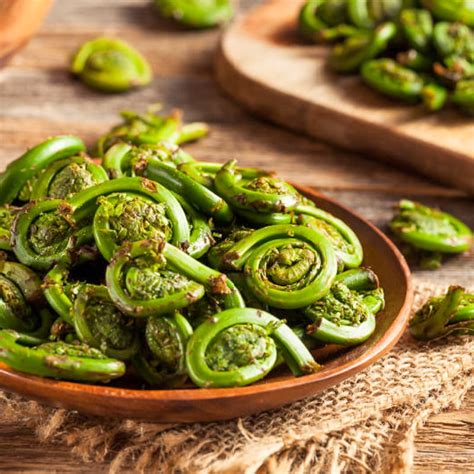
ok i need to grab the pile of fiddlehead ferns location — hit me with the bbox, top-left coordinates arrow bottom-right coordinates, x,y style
299,0 -> 474,114
0,107 -> 386,388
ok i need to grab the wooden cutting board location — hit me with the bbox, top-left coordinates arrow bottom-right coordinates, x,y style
216,0 -> 474,194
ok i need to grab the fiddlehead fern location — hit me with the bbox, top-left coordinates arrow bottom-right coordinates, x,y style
0,136 -> 85,205
73,284 -> 139,360
420,0 -> 474,27
133,152 -> 234,224
74,176 -> 190,260
106,239 -> 244,318
0,206 -> 20,251
214,160 -> 301,216
452,79 -> 474,115
43,264 -> 83,325
30,156 -> 109,200
0,329 -> 125,382
432,22 -> 474,59
0,261 -> 50,335
154,0 -> 234,29
103,142 -> 193,179
299,0 -> 359,42
410,285 -> 474,340
96,107 -> 209,156
71,37 -> 152,93
186,308 -> 319,388
220,225 -> 338,310
305,268 -> 384,345
399,8 -> 434,53
328,22 -> 397,73
347,0 -> 406,29
11,199 -> 96,272
390,199 -> 473,268
296,205 -> 364,269
132,312 -> 192,387
361,58 -> 425,102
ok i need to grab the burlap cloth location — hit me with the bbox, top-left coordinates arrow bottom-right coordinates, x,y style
0,281 -> 473,473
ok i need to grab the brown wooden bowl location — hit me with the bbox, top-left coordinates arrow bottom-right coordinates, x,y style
0,186 -> 413,422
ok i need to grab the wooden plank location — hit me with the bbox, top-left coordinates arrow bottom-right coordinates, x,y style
215,0 -> 474,194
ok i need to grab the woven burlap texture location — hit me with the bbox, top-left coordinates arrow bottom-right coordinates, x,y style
0,281 -> 472,473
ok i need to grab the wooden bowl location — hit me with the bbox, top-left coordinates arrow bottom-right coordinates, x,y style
0,186 -> 413,422
0,0 -> 53,67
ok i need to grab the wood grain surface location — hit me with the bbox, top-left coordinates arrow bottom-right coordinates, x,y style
0,0 -> 472,471
216,0 -> 474,194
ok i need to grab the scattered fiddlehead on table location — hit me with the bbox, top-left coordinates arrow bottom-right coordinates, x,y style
390,199 -> 473,269
410,285 -> 474,340
154,0 -> 234,29
71,37 -> 152,93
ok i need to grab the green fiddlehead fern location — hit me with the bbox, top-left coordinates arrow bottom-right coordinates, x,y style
154,0 -> 234,29
30,156 -> 109,200
132,312 -> 192,387
0,206 -> 20,251
420,0 -> 474,27
390,199 -> 473,268
12,199 -> 96,272
96,107 -> 209,156
410,286 -> 474,340
0,136 -> 86,205
219,225 -> 338,310
347,0 -> 408,29
73,284 -> 139,360
328,22 -> 397,73
103,142 -> 194,179
214,160 -> 301,216
106,239 -> 244,318
0,261 -> 51,337
71,37 -> 152,93
432,22 -> 474,59
133,152 -> 234,224
186,308 -> 319,388
43,264 -> 83,325
296,205 -> 364,269
452,79 -> 474,115
305,268 -> 384,345
399,8 -> 434,53
299,0 -> 359,42
207,227 -> 255,269
12,176 -> 189,270
361,58 -> 425,102
0,329 -> 125,382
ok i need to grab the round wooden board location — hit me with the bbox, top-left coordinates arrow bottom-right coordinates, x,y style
0,186 -> 413,422
215,0 -> 474,194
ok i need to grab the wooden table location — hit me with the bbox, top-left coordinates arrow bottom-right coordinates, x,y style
0,0 -> 472,471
